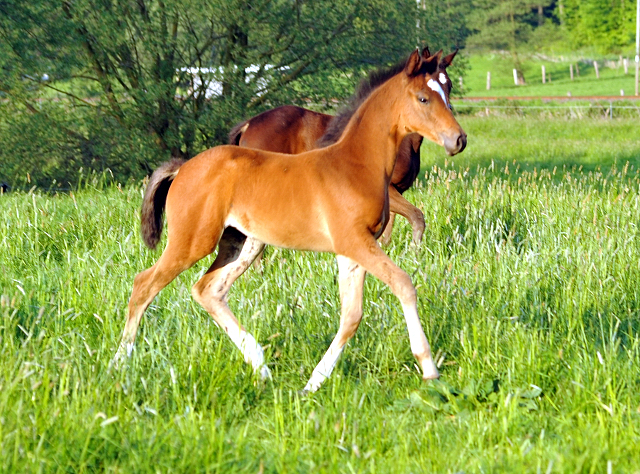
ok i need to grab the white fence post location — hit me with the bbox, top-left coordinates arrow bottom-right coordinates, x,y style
513,69 -> 518,85
636,54 -> 640,95
594,61 -> 600,79
486,71 -> 491,90
542,65 -> 546,84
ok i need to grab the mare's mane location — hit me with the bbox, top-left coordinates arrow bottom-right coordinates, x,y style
316,58 -> 408,148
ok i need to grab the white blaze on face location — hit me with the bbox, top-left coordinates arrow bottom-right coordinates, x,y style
427,78 -> 448,107
439,72 -> 447,85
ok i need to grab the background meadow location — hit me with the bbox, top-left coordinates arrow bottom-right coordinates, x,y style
1,114 -> 640,472
461,53 -> 639,98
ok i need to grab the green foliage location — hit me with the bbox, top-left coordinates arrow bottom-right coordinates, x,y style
561,0 -> 637,53
416,0 -> 471,51
1,116 -> 640,471
2,0 -> 637,190
468,0 -> 551,54
1,0 -> 637,190
0,0 -> 470,189
467,0 -> 551,50
465,0 -> 555,81
464,0 -> 637,77
0,100 -> 159,189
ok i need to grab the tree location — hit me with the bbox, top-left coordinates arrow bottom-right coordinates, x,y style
465,0 -> 554,83
561,0 -> 637,53
2,0 -> 467,187
415,0 -> 470,92
416,0 -> 470,50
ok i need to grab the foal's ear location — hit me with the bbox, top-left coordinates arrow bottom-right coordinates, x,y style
440,49 -> 458,69
404,49 -> 423,76
421,51 -> 440,75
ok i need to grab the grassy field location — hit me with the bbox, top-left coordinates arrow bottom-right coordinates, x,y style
1,115 -> 640,472
462,53 -> 639,98
423,114 -> 640,174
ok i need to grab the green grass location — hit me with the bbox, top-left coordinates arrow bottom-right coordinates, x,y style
423,115 -> 640,175
462,52 -> 639,98
1,116 -> 640,472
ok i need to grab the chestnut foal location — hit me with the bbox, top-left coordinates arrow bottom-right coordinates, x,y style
112,50 -> 467,393
228,48 -> 459,245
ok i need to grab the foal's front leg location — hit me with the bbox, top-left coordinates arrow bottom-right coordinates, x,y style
303,256 -> 367,393
345,236 -> 438,380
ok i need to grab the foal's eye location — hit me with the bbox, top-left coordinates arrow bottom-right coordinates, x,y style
419,96 -> 428,104
448,103 -> 453,111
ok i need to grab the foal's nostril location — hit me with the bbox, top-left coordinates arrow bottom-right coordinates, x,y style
456,134 -> 467,153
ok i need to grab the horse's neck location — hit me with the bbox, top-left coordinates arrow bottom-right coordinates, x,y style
336,76 -> 405,178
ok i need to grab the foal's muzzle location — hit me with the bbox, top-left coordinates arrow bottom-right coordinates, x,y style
441,131 -> 467,156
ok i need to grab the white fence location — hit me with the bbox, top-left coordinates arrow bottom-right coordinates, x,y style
178,65 -> 287,98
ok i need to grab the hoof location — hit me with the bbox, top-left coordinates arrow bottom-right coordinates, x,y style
421,359 -> 440,380
422,367 -> 440,380
109,342 -> 133,371
108,354 -> 125,372
302,379 -> 321,394
411,229 -> 424,246
257,365 -> 272,381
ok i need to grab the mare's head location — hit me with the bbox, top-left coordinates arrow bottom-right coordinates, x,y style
398,49 -> 466,156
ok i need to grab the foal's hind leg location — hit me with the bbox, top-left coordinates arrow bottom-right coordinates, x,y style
112,244 -> 205,367
191,227 -> 269,379
382,186 -> 425,246
303,256 -> 367,393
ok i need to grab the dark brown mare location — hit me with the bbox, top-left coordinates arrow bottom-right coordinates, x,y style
228,48 -> 458,245
112,50 -> 467,393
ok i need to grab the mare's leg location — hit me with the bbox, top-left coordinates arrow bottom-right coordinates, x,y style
112,240 -> 211,367
191,227 -> 270,379
303,256 -> 367,393
385,186 -> 425,245
379,212 -> 396,246
342,236 -> 438,380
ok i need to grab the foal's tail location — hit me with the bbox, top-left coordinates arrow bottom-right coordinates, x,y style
228,120 -> 250,145
140,158 -> 185,250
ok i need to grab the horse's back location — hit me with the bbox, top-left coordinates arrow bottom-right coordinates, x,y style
236,105 -> 331,154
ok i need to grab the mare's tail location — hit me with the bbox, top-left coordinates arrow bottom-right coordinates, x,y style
228,120 -> 250,145
140,158 -> 185,249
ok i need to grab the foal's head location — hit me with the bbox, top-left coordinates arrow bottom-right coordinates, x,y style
399,49 -> 466,156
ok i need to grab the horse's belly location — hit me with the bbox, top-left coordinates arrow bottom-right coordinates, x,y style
225,207 -> 333,252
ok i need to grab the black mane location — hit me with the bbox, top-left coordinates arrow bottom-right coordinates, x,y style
316,59 -> 407,147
